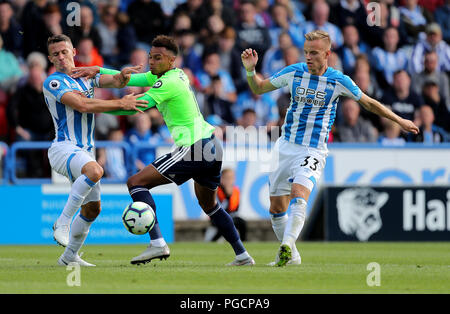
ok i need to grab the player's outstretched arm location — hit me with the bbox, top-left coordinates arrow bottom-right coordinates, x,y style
60,91 -> 148,114
241,48 -> 277,95
358,93 -> 419,134
106,93 -> 158,116
71,65 -> 152,87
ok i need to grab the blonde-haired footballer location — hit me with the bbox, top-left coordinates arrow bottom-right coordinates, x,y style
241,30 -> 419,266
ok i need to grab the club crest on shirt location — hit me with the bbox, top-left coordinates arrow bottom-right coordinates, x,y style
153,80 -> 163,88
49,80 -> 61,90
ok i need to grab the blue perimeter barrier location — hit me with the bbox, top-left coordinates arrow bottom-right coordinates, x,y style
1,141 -> 450,185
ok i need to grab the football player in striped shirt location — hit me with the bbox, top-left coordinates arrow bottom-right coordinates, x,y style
44,34 -> 147,266
241,30 -> 419,266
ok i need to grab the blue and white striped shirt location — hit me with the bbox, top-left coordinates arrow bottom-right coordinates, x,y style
43,72 -> 100,152
270,63 -> 362,150
371,47 -> 409,84
409,39 -> 450,74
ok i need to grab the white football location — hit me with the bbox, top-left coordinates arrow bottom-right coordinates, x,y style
122,201 -> 156,235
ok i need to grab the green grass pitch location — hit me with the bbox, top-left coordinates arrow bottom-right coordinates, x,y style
0,242 -> 449,293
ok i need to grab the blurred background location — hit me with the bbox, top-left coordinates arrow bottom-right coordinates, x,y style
0,0 -> 449,244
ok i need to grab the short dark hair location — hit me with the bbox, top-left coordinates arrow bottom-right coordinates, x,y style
151,35 -> 179,56
47,34 -> 73,52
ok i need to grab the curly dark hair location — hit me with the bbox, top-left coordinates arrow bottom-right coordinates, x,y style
151,35 -> 179,56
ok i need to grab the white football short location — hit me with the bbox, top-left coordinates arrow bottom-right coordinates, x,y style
48,142 -> 101,204
269,137 -> 327,196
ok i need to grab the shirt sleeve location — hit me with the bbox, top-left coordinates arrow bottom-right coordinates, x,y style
337,74 -> 362,101
269,65 -> 296,89
43,76 -> 73,102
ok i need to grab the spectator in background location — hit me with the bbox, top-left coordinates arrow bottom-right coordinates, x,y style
409,23 -> 450,75
7,63 -> 51,141
42,3 -> 62,40
235,87 -> 279,128
254,0 -> 272,28
381,70 -> 424,121
303,0 -> 344,50
0,34 -> 21,91
196,51 -> 237,103
74,37 -> 104,67
352,65 -> 383,131
409,104 -> 450,143
20,0 -> 47,57
411,50 -> 450,108
205,74 -> 235,124
0,0 -> 22,56
98,4 -> 137,67
337,24 -> 371,75
125,112 -> 162,172
173,0 -> 211,33
434,0 -> 450,43
216,27 -> 245,94
209,0 -> 236,27
262,31 -> 293,78
172,11 -> 192,33
274,0 -> 305,27
200,13 -> 225,48
329,0 -> 368,30
399,0 -> 433,43
235,0 -> 271,72
175,29 -> 203,74
371,27 -> 409,89
97,127 -> 128,181
6,64 -> 51,177
378,117 -> 406,146
421,78 -> 450,132
67,5 -> 102,52
269,3 -> 304,49
127,0 -> 166,47
204,168 -> 247,242
363,0 -> 406,48
335,97 -> 377,143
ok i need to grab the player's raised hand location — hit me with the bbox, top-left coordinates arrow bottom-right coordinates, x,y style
241,48 -> 258,71
399,118 -> 420,135
120,93 -> 148,113
116,64 -> 143,88
71,66 -> 100,79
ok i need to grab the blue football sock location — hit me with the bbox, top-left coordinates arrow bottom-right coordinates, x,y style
208,204 -> 246,255
129,185 -> 163,240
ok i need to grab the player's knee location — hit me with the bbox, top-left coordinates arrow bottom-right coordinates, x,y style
127,175 -> 140,189
83,162 -> 104,183
199,199 -> 216,213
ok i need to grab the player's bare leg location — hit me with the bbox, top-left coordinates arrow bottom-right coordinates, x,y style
128,164 -> 172,265
268,195 -> 301,266
195,182 -> 254,266
276,183 -> 310,267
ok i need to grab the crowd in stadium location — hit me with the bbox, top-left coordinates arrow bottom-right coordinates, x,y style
0,0 -> 449,178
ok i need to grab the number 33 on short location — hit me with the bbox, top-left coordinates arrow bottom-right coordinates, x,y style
300,156 -> 320,171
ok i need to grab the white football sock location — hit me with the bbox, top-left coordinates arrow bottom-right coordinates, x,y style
270,212 -> 288,242
282,197 -> 307,249
64,213 -> 94,259
271,212 -> 300,259
57,175 -> 96,226
150,238 -> 167,248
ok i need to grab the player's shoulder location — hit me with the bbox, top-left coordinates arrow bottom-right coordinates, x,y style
272,62 -> 306,78
44,72 -> 73,91
151,68 -> 187,88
